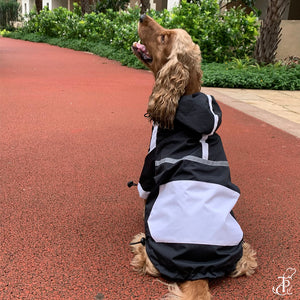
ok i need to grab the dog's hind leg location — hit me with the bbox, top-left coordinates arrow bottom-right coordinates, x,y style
231,242 -> 258,277
130,233 -> 160,277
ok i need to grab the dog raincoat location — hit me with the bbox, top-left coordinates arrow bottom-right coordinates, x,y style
137,92 -> 244,281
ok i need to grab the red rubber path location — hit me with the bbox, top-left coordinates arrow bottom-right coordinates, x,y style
0,38 -> 299,299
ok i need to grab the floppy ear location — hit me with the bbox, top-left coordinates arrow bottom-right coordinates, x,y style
147,54 -> 189,129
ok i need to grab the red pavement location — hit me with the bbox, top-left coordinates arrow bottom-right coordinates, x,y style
0,37 -> 299,299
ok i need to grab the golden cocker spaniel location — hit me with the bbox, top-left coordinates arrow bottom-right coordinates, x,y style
131,14 -> 257,300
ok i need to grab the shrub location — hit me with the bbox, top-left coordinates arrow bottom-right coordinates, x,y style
20,1 -> 258,62
21,5 -> 139,47
151,0 -> 259,62
0,0 -> 20,29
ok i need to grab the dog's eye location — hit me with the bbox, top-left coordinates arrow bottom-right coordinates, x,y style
161,35 -> 165,44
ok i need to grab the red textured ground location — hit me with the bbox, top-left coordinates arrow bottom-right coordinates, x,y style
0,37 -> 299,299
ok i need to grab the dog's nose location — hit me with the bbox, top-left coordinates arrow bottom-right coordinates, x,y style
139,14 -> 146,23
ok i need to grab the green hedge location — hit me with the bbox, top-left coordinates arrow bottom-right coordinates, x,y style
202,62 -> 300,90
154,0 -> 259,62
19,1 -> 259,63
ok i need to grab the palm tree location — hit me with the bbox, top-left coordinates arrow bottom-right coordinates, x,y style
254,0 -> 289,64
140,0 -> 150,14
35,0 -> 42,13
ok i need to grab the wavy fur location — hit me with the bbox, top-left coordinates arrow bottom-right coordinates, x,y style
133,15 -> 202,129
148,30 -> 202,129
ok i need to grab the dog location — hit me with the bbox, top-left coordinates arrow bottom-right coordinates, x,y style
130,14 -> 257,299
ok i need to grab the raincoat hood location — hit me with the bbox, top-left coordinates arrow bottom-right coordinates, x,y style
175,92 -> 222,135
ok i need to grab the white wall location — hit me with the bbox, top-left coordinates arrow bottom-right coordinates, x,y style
19,0 -> 35,15
42,0 -> 52,10
52,0 -> 69,9
277,20 -> 300,59
167,0 -> 180,11
41,0 -> 69,10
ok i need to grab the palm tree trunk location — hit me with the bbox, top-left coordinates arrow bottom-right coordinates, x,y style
35,0 -> 42,13
254,0 -> 289,64
140,0 -> 150,14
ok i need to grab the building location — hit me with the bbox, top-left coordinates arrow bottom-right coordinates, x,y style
19,0 -> 34,15
18,0 -> 74,15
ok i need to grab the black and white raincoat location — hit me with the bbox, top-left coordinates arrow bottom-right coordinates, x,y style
137,92 -> 243,281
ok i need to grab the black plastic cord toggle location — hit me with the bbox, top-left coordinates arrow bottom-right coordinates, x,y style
127,181 -> 138,188
130,237 -> 146,246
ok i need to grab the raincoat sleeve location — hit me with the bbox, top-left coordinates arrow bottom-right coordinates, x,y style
137,150 -> 155,199
137,125 -> 158,200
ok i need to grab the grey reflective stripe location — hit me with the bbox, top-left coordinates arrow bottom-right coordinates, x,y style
155,155 -> 229,167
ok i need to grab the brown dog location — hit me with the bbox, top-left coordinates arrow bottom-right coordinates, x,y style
131,14 -> 257,299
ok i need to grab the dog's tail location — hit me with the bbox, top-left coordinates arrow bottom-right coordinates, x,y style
164,279 -> 211,300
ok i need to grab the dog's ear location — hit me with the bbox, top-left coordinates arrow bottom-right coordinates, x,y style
147,55 -> 189,129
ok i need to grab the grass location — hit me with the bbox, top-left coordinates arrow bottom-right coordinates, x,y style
3,31 -> 300,91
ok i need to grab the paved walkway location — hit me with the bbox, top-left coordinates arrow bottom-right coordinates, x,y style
0,38 -> 299,299
203,88 -> 300,138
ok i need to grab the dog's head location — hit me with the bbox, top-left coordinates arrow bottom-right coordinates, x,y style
132,15 -> 202,129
